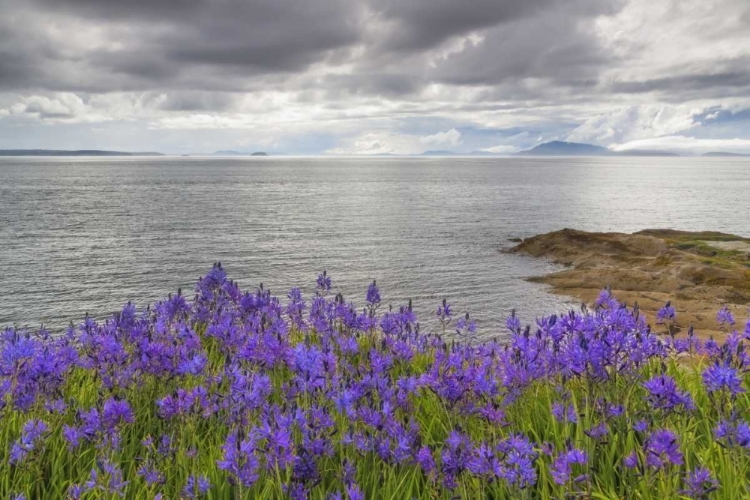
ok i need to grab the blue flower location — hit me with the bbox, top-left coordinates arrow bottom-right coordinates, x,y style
703,362 -> 744,395
681,467 -> 718,499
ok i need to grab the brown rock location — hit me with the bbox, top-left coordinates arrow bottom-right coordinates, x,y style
507,228 -> 750,338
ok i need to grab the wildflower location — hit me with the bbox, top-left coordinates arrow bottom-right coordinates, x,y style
176,353 -> 207,376
9,419 -> 48,464
551,447 -> 588,485
644,429 -> 683,469
85,460 -> 129,497
102,398 -> 135,430
714,419 -> 750,448
316,271 -> 331,293
137,461 -> 165,486
584,422 -> 609,441
623,452 -> 639,469
643,374 -> 695,412
703,362 -> 744,395
67,484 -> 84,500
366,280 -> 381,307
656,302 -> 676,324
346,483 -> 365,500
217,430 -> 260,487
716,306 -> 735,327
551,402 -> 577,423
680,467 -> 718,499
416,446 -> 437,477
633,420 -> 649,433
183,475 -> 211,499
436,299 -> 452,324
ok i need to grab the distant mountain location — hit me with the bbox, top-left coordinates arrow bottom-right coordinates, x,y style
516,141 -> 611,156
702,152 -> 750,157
251,152 -> 269,156
516,141 -> 681,157
0,149 -> 163,156
421,150 -> 457,156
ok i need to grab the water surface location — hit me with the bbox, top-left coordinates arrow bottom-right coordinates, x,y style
2,156 -> 749,336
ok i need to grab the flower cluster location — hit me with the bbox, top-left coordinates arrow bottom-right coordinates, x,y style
0,264 -> 748,499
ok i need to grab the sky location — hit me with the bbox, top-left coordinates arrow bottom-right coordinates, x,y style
1,0 -> 749,155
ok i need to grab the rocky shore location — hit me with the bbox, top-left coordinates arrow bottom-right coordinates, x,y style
509,228 -> 750,337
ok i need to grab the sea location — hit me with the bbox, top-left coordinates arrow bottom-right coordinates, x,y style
1,156 -> 749,337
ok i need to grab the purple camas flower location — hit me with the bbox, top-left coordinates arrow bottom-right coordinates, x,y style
9,419 -> 48,464
702,361 -> 744,395
644,429 -> 683,469
346,483 -> 365,500
416,446 -> 437,477
551,402 -> 577,423
366,280 -> 381,307
716,306 -> 735,327
656,302 -> 676,324
67,484 -> 84,500
316,271 -> 331,294
436,299 -> 452,324
551,447 -> 588,485
217,430 -> 260,487
183,474 -> 211,499
623,451 -> 639,469
7,265 -> 750,497
714,419 -> 750,448
681,467 -> 719,499
643,374 -> 695,413
85,460 -> 129,497
584,422 -> 609,441
595,288 -> 618,309
137,461 -> 165,486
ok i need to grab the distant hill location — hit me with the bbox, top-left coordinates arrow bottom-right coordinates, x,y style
702,152 -> 750,157
516,141 -> 680,157
214,150 -> 269,156
516,141 -> 611,156
0,149 -> 163,156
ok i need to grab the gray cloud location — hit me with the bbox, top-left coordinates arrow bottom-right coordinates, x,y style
1,0 -> 749,153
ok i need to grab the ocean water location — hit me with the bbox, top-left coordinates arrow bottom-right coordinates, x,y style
1,156 -> 749,336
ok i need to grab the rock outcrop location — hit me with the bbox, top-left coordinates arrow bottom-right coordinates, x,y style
509,228 -> 750,337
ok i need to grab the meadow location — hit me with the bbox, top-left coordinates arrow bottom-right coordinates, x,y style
2,264 -> 749,499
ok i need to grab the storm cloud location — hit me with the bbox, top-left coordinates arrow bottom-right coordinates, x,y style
0,0 -> 749,154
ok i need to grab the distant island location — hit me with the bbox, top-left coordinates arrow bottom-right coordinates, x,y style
213,150 -> 269,156
515,141 -> 678,157
0,149 -> 164,156
414,141 -> 686,157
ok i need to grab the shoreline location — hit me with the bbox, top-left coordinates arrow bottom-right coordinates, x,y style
508,228 -> 750,338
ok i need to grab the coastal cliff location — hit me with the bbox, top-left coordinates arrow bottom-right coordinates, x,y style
509,228 -> 750,337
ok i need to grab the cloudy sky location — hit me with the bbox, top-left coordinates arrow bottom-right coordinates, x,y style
1,0 -> 749,155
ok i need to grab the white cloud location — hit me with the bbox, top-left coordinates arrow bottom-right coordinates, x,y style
594,0 -> 750,89
325,132 -> 418,155
612,135 -> 750,155
8,93 -> 123,123
566,105 -> 702,144
481,145 -> 520,154
419,128 -> 462,148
